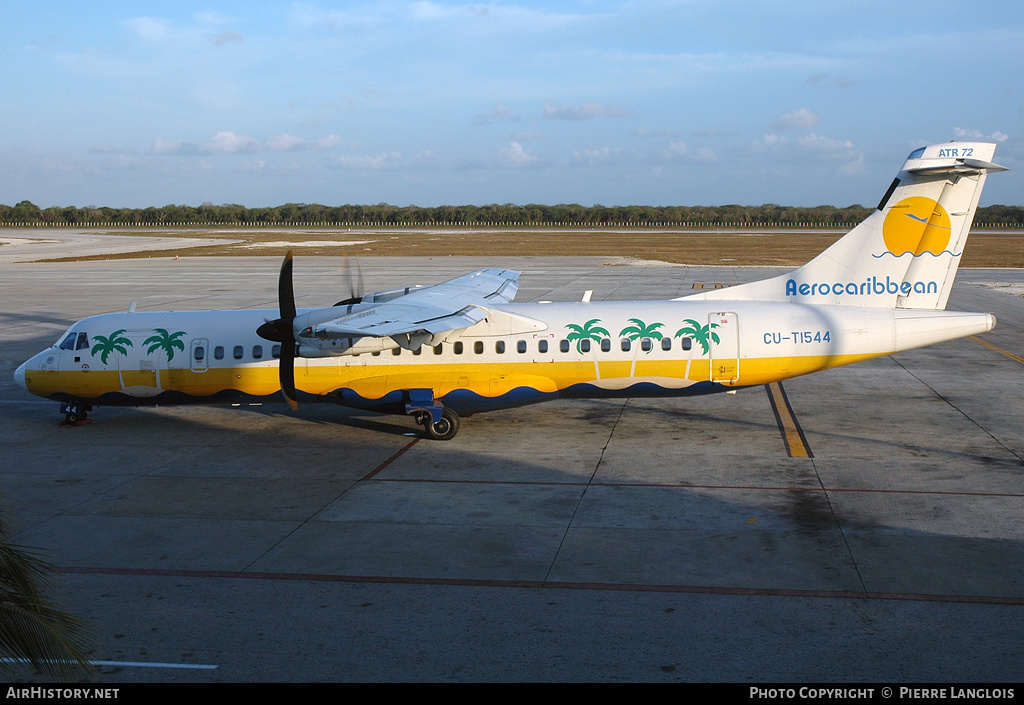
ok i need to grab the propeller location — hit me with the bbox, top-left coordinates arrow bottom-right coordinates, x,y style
256,251 -> 299,410
333,254 -> 364,306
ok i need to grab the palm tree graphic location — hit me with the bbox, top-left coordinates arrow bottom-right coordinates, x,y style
90,330 -> 133,364
675,319 -> 720,355
619,319 -> 664,353
566,319 -> 610,353
144,328 -> 186,362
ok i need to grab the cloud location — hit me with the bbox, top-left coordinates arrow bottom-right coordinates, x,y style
667,141 -> 687,156
543,101 -> 630,120
151,131 -> 342,155
123,15 -> 244,48
953,127 -> 1009,142
122,17 -> 172,42
265,133 -> 306,152
208,131 -> 259,153
773,108 -> 819,130
208,30 -> 243,46
805,73 -> 856,89
500,141 -> 537,166
331,152 -> 401,169
573,147 -> 625,165
690,128 -> 740,139
634,126 -> 679,138
473,104 -> 520,125
663,141 -> 717,163
756,133 -> 864,174
287,5 -> 381,33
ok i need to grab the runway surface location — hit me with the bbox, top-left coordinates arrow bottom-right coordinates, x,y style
1,244 -> 1022,682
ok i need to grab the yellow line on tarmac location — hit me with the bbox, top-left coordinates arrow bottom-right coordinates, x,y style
968,336 -> 1024,365
765,381 -> 813,458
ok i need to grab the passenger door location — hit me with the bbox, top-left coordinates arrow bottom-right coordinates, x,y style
190,338 -> 209,373
709,312 -> 739,383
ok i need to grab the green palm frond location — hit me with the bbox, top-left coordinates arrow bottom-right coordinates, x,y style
619,318 -> 664,340
675,319 -> 702,338
675,319 -> 719,355
565,319 -> 610,353
90,330 -> 133,364
0,512 -> 95,681
143,329 -> 186,361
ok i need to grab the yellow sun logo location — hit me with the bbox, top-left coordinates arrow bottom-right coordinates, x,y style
881,197 -> 952,256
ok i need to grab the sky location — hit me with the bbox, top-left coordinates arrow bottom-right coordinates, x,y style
2,1 -> 1022,209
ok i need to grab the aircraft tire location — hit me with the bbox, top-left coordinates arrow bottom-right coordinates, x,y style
423,407 -> 460,441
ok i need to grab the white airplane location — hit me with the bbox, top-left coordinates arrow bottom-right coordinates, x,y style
14,141 -> 1006,440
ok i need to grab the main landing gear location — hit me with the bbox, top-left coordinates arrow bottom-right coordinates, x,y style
415,407 -> 460,441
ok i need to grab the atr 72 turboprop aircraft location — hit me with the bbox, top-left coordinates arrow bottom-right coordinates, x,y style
15,142 -> 1006,440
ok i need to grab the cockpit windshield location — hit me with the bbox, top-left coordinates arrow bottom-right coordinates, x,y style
58,331 -> 89,350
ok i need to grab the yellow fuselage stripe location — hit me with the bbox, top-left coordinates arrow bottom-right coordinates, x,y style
26,351 -> 890,402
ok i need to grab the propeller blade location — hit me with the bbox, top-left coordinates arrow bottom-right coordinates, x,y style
280,250 -> 296,321
334,255 -> 364,306
279,338 -> 298,411
276,251 -> 298,409
345,255 -> 364,301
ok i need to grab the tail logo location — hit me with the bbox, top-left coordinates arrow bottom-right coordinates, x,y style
880,197 -> 955,257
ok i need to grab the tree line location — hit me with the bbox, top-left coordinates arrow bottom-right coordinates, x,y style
1,200 -> 1021,226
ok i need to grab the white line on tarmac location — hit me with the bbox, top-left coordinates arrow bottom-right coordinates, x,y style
93,660 -> 219,670
1,658 -> 218,670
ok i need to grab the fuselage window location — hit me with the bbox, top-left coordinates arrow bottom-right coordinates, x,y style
413,347 -> 422,356
641,338 -> 652,352
538,340 -> 548,353
496,341 -> 506,354
76,333 -> 90,350
214,346 -> 225,360
433,345 -> 443,355
233,345 -> 244,360
454,342 -> 464,355
60,333 -> 77,350
272,345 -> 281,359
600,338 -> 611,353
194,346 -> 205,362
253,345 -> 263,359
681,337 -> 692,351
662,338 -> 673,351
392,347 -> 402,356
560,340 -> 569,353
474,341 -> 484,354
621,339 -> 631,352
517,340 -> 527,354
580,339 -> 591,353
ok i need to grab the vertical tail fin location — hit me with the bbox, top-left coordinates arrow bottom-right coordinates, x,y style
686,142 -> 1006,309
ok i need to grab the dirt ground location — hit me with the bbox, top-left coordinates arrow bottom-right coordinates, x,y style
35,226 -> 1024,268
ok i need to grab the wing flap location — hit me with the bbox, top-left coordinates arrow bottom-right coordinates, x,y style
300,268 -> 520,341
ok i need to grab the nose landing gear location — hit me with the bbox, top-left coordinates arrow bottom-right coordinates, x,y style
59,401 -> 92,426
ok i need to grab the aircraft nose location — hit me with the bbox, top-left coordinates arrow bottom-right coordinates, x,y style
14,360 -> 28,392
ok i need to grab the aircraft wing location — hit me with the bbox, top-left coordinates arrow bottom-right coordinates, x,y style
307,268 -> 520,340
